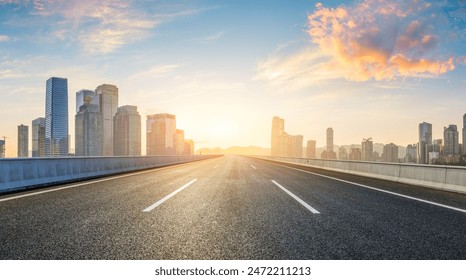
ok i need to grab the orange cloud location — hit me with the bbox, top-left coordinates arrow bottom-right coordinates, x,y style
307,0 -> 457,81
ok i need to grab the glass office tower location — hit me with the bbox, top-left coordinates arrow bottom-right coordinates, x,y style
45,77 -> 69,157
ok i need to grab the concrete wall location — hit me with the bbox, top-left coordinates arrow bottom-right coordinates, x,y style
254,156 -> 466,194
0,155 -> 221,194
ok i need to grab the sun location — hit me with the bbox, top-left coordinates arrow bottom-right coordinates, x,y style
209,119 -> 238,139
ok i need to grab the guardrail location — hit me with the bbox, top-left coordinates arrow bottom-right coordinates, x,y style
0,155 -> 222,194
253,156 -> 466,194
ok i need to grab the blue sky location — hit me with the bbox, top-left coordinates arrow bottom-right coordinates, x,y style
0,0 -> 465,157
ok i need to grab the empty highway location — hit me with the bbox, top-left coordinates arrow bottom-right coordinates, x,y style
1,155 -> 465,259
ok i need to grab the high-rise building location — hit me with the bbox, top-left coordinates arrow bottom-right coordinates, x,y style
17,124 -> 29,157
306,140 -> 316,159
417,122 -> 432,164
321,127 -> 337,159
75,103 -> 102,157
382,143 -> 398,163
113,105 -> 141,156
45,77 -> 69,157
349,148 -> 361,161
271,116 -> 285,156
463,114 -> 466,155
175,129 -> 185,155
76,89 -> 98,113
184,139 -> 194,155
270,116 -> 303,157
362,138 -> 374,161
96,84 -> 118,156
0,140 -> 5,158
32,117 -> 46,157
146,113 -> 176,155
443,125 -> 459,155
326,127 -> 334,152
404,144 -> 417,163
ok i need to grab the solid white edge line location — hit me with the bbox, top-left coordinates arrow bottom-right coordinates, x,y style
250,165 -> 257,170
268,162 -> 466,214
271,180 -> 320,214
143,178 -> 198,212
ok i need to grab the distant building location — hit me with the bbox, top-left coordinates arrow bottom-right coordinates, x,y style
0,140 -> 5,158
417,122 -> 432,164
321,127 -> 336,159
404,144 -> 417,163
45,77 -> 69,157
382,143 -> 398,163
147,113 -> 176,155
270,116 -> 303,157
349,148 -> 361,161
32,117 -> 46,157
75,103 -> 102,156
184,139 -> 194,156
306,140 -> 316,159
113,105 -> 141,156
17,124 -> 29,157
339,146 -> 348,160
76,89 -> 98,113
362,138 -> 373,161
463,114 -> 466,155
444,125 -> 460,155
175,129 -> 185,155
96,84 -> 118,156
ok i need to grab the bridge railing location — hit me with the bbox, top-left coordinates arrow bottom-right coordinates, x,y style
253,156 -> 466,194
0,155 -> 221,194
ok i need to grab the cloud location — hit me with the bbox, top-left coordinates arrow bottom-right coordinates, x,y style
0,0 -> 213,54
0,35 -> 10,42
307,0 -> 457,81
257,0 -> 463,90
129,64 -> 183,80
196,31 -> 225,43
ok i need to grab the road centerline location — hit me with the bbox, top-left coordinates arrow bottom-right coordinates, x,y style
271,180 -> 320,214
143,178 -> 198,212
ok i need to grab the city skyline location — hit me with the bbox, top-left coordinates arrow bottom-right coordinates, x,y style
1,0 -> 466,157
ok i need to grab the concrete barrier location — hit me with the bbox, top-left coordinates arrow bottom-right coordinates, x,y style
254,156 -> 466,194
0,155 -> 221,194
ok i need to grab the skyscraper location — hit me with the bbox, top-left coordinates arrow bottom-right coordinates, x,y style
382,143 -> 398,163
113,105 -> 141,156
362,138 -> 374,161
75,103 -> 102,156
175,129 -> 185,155
463,114 -> 466,155
146,113 -> 176,155
270,116 -> 303,157
32,117 -> 46,157
17,124 -> 28,157
76,89 -> 98,113
326,127 -> 334,152
417,122 -> 432,164
271,116 -> 285,156
443,125 -> 459,155
45,77 -> 69,157
306,140 -> 316,159
321,127 -> 337,159
96,84 -> 118,156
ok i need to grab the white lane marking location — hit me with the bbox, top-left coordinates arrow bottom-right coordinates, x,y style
214,164 -> 219,169
244,161 -> 248,163
143,179 -> 198,212
268,162 -> 466,214
271,180 -> 320,214
250,165 -> 257,170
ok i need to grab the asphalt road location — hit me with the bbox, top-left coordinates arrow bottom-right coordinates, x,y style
1,155 -> 465,260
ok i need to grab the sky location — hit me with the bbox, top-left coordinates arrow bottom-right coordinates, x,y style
0,0 -> 465,157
